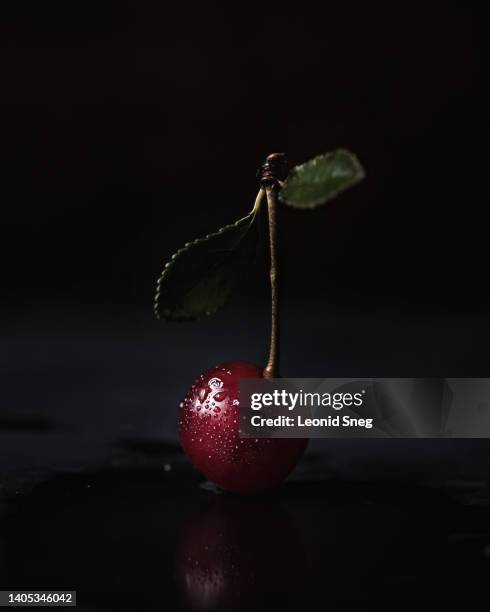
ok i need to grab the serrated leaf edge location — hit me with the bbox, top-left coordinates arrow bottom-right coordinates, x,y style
154,197 -> 262,321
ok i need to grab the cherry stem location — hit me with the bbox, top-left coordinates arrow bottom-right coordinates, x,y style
263,185 -> 279,379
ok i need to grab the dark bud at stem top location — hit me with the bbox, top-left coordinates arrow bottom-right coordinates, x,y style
257,152 -> 288,187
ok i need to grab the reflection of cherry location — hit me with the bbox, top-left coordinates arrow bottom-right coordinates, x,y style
179,362 -> 307,493
175,495 -> 304,612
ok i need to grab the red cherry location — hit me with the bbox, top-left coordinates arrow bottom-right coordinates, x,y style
179,362 -> 307,493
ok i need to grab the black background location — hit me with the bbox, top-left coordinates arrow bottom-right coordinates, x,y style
2,4 -> 490,610
2,2 -> 489,311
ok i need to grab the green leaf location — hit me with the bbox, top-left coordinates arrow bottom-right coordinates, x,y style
154,206 -> 259,321
279,149 -> 365,209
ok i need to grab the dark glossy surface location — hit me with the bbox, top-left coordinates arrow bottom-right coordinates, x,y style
2,306 -> 490,610
1,457 -> 490,611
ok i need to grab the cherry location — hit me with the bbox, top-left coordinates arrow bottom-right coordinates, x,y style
179,361 -> 307,493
